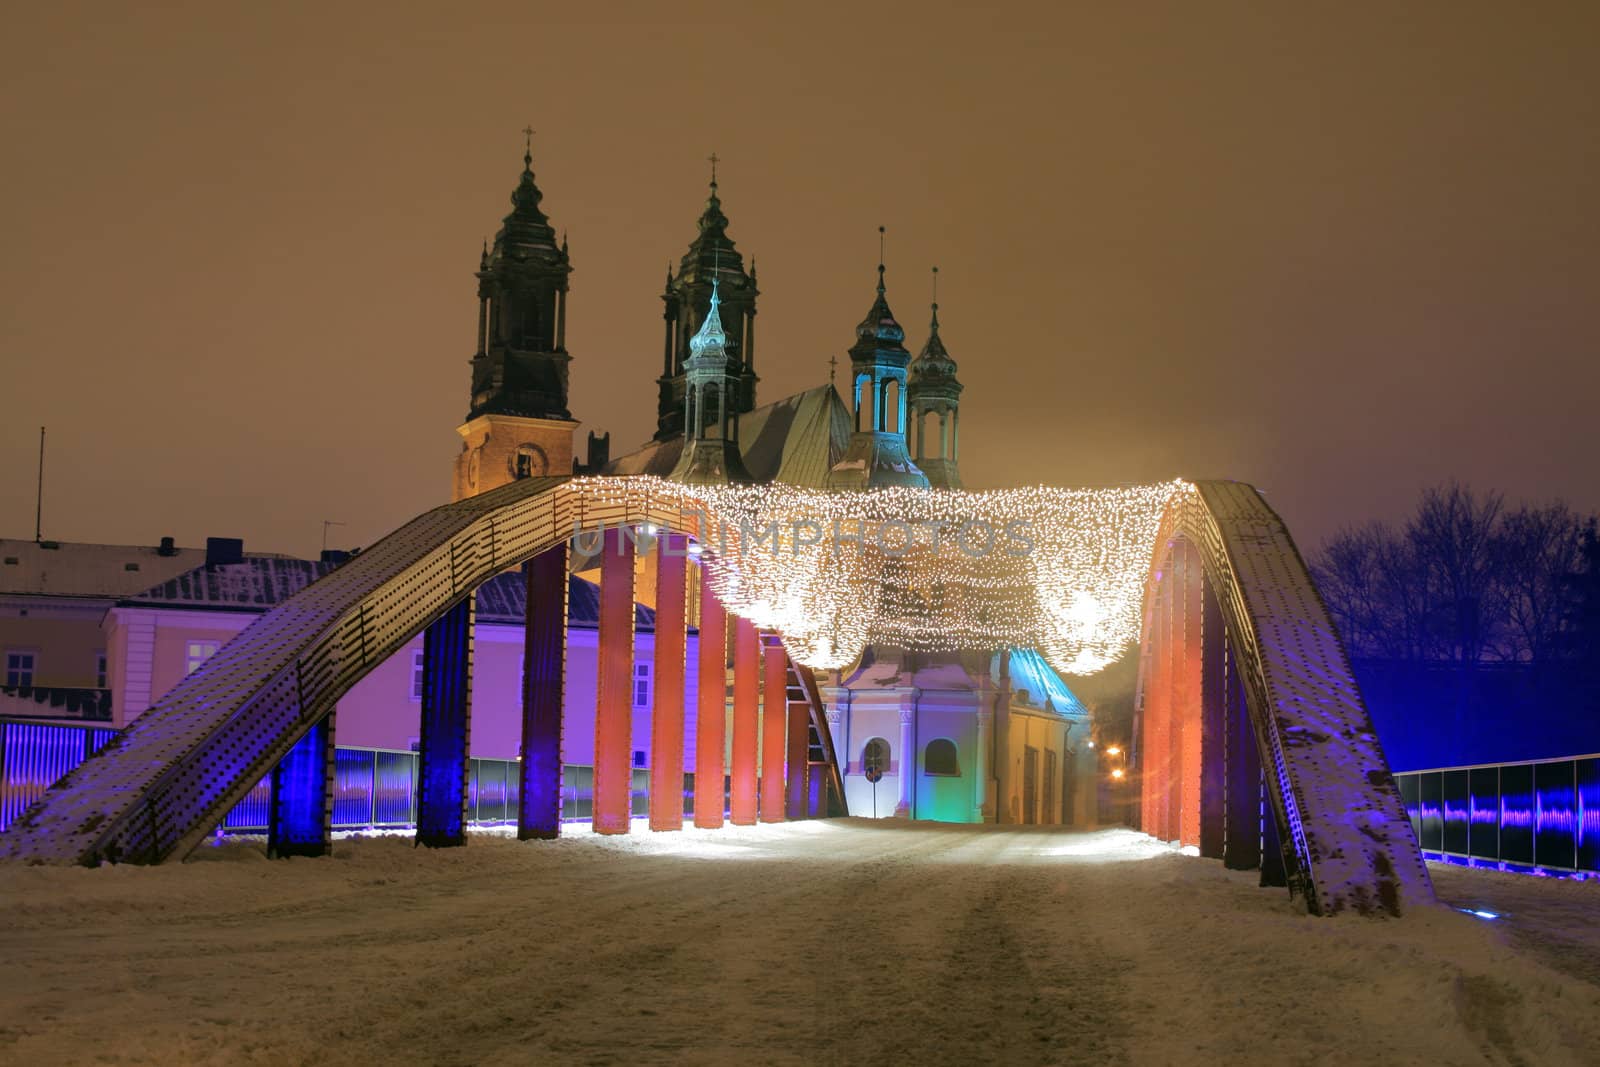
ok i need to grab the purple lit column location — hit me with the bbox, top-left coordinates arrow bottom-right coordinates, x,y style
267,711 -> 335,859
594,527 -> 636,835
417,597 -> 473,848
518,544 -> 567,840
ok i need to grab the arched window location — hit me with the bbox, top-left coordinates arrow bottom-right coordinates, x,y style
881,379 -> 901,433
861,737 -> 891,777
924,738 -> 960,776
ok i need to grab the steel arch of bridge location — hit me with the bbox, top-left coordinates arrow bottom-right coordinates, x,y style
1134,482 -> 1432,916
0,476 -> 846,866
0,476 -> 1431,917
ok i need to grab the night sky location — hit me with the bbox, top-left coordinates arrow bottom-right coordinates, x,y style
3,3 -> 1596,559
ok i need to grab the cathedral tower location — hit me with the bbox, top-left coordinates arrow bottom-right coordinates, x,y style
453,141 -> 578,501
907,268 -> 964,489
656,162 -> 758,441
826,249 -> 929,491
668,276 -> 753,485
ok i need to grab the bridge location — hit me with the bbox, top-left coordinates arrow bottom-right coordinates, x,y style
0,475 -> 1430,916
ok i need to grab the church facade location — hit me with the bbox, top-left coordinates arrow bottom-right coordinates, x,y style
453,147 -> 1097,827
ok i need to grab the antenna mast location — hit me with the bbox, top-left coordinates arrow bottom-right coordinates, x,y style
34,426 -> 45,543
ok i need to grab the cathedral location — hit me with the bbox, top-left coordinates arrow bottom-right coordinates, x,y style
452,146 -> 1096,826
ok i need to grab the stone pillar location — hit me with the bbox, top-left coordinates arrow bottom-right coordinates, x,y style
518,544 -> 568,840
730,616 -> 760,825
693,577 -> 728,829
760,634 -> 787,822
417,597 -> 473,848
1074,727 -> 1098,827
649,534 -> 688,831
593,527 -> 636,835
895,704 -> 915,817
994,650 -> 1013,824
974,706 -> 993,823
268,712 -> 335,858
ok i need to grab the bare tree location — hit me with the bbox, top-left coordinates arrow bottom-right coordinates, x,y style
1408,483 -> 1503,666
1314,483 -> 1594,666
1496,502 -> 1585,664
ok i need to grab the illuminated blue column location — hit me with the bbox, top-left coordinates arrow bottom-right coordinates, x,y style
519,545 -> 568,840
267,712 -> 335,859
417,597 -> 474,848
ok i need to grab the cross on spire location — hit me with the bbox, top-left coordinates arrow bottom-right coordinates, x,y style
877,225 -> 887,293
828,353 -> 838,386
707,152 -> 720,188
522,125 -> 535,167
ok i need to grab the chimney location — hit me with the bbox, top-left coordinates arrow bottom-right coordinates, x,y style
157,536 -> 178,557
205,537 -> 244,567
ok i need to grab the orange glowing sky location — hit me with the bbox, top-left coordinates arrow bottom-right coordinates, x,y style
3,2 -> 1596,558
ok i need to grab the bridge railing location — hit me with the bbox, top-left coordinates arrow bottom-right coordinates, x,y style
1394,754 -> 1600,876
0,718 -> 719,838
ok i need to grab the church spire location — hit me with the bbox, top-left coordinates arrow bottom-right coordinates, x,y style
656,158 -> 758,442
453,138 -> 579,501
669,268 -> 753,485
908,265 -> 964,488
827,231 -> 929,491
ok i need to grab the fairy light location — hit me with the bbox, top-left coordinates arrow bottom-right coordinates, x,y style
570,476 -> 1192,676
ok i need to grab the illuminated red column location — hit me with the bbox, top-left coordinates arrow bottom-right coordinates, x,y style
1141,568 -> 1171,840
760,634 -> 787,822
730,616 -> 760,825
593,526 -> 636,835
1178,541 -> 1205,849
693,576 -> 727,829
1164,553 -> 1183,843
649,533 -> 688,831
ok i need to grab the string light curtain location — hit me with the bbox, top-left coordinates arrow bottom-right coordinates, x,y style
572,477 -> 1192,676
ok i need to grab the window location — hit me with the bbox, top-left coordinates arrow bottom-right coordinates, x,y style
632,750 -> 648,768
184,641 -> 219,676
924,738 -> 961,777
96,651 -> 108,689
5,651 -> 36,688
633,662 -> 651,708
861,737 -> 890,777
411,650 -> 425,702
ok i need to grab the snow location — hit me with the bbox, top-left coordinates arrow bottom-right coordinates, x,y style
2,821 -> 1597,1065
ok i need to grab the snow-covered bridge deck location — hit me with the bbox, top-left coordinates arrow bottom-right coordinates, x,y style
1,821 -> 1595,1064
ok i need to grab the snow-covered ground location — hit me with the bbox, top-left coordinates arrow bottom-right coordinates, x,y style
2,820 -> 1597,1065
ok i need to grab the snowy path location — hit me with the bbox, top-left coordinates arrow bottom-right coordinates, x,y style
2,821 -> 1598,1065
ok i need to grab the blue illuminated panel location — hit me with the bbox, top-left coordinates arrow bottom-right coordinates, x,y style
1499,763 -> 1534,866
1579,759 -> 1599,874
1396,773 -> 1421,843
1468,767 -> 1499,860
1418,772 -> 1443,852
333,748 -> 377,828
1441,770 -> 1469,856
223,775 -> 272,832
373,750 -> 416,826
1534,760 -> 1577,871
474,760 -> 507,824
